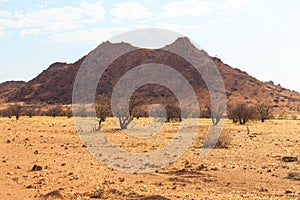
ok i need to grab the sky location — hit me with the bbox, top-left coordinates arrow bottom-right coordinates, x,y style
0,0 -> 299,92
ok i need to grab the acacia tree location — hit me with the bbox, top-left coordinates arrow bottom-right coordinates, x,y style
256,103 -> 272,122
1,107 -> 12,118
66,106 -> 73,118
228,103 -> 255,125
205,103 -> 225,125
166,105 -> 181,122
47,106 -> 63,118
11,104 -> 22,120
25,105 -> 36,118
115,94 -> 144,129
95,95 -> 111,130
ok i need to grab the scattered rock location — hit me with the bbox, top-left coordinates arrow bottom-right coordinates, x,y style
119,177 -> 125,182
141,195 -> 171,200
197,164 -> 205,170
30,164 -> 42,171
41,190 -> 65,199
34,150 -> 39,154
90,189 -> 104,199
12,177 -> 18,182
25,185 -> 34,189
285,190 -> 293,194
259,187 -> 268,192
6,140 -> 11,144
282,156 -> 297,162
287,172 -> 300,181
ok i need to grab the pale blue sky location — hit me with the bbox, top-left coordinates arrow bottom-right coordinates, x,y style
0,0 -> 299,92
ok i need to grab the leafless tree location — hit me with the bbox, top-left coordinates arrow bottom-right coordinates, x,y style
66,106 -> 73,118
11,104 -> 22,120
1,107 -> 12,118
115,95 -> 141,129
256,103 -> 272,122
95,95 -> 111,130
205,103 -> 225,125
166,105 -> 181,122
47,106 -> 63,118
25,105 -> 36,118
228,103 -> 255,125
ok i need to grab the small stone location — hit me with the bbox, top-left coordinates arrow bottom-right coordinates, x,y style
282,156 -> 297,162
41,190 -> 64,199
287,172 -> 300,181
197,164 -> 205,170
25,185 -> 33,189
259,187 -> 268,192
285,190 -> 293,194
30,164 -> 42,171
91,189 -> 104,198
34,150 -> 39,154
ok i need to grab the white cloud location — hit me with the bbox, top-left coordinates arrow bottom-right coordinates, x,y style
110,2 -> 151,20
0,1 -> 106,38
223,0 -> 250,10
0,10 -> 11,17
49,28 -> 124,44
0,28 -> 6,36
160,0 -> 215,18
160,0 -> 253,19
0,0 -> 9,3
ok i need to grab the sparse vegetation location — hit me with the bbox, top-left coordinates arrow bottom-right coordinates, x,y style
205,101 -> 225,125
47,106 -> 63,118
25,105 -> 36,118
95,96 -> 111,130
228,103 -> 255,124
11,104 -> 22,120
165,105 -> 181,122
256,102 -> 272,122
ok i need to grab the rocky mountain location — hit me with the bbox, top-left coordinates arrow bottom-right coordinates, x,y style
0,81 -> 26,103
0,37 -> 299,113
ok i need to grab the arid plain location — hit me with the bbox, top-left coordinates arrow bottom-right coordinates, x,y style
0,117 -> 299,200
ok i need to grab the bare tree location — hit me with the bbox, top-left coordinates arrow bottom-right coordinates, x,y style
95,95 -> 111,130
47,106 -> 62,118
228,103 -> 255,125
278,110 -> 287,120
1,107 -> 12,118
166,105 -> 181,122
25,105 -> 36,118
115,95 -> 140,129
205,103 -> 225,125
11,104 -> 22,120
66,106 -> 73,118
256,103 -> 272,122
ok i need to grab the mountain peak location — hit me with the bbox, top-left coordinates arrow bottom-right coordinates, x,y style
162,37 -> 201,51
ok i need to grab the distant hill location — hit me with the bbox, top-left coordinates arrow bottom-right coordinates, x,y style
0,37 -> 299,113
0,81 -> 26,103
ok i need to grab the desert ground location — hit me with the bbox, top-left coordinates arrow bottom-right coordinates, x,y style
0,117 -> 299,200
